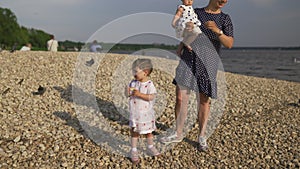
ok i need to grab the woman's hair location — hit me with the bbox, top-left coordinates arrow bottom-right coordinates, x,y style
132,58 -> 153,75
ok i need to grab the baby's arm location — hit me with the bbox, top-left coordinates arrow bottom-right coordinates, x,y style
172,6 -> 184,28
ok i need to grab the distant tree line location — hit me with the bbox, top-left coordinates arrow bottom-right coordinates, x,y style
0,7 -> 176,52
98,43 -> 177,53
0,7 -> 49,50
0,7 -> 84,51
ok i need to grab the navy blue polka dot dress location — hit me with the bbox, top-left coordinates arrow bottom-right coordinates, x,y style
173,8 -> 234,99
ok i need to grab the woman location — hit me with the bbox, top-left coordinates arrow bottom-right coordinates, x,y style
161,0 -> 234,152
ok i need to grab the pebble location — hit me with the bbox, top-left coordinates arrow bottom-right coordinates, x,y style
13,136 -> 21,143
53,145 -> 60,152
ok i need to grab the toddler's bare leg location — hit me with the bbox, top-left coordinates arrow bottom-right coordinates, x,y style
146,133 -> 154,146
131,129 -> 139,148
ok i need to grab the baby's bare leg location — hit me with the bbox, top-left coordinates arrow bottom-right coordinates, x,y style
182,32 -> 199,51
176,42 -> 184,56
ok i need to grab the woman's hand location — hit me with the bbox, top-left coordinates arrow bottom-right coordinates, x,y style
204,21 -> 220,34
205,20 -> 234,48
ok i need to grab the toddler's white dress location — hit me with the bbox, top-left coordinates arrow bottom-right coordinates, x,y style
129,80 -> 157,134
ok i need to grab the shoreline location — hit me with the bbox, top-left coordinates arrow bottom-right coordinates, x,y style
0,51 -> 299,168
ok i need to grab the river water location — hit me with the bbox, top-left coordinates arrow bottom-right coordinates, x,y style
220,49 -> 300,83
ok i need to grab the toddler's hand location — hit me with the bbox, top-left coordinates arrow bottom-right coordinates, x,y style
131,89 -> 140,97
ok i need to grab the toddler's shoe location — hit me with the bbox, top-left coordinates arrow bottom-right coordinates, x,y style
130,150 -> 139,164
147,146 -> 161,157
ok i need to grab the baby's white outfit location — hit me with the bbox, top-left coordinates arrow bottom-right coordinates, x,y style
175,5 -> 202,38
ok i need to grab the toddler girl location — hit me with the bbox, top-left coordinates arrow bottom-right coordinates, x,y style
126,58 -> 160,164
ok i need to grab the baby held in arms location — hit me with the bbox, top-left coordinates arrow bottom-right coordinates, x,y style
172,0 -> 202,55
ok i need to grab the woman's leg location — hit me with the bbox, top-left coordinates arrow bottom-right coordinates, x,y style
197,92 -> 210,151
197,92 -> 210,137
161,85 -> 190,144
175,85 -> 190,137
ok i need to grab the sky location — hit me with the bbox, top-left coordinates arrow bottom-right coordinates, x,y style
1,0 -> 300,47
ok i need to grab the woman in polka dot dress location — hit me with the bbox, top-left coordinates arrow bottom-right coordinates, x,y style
126,59 -> 160,164
172,0 -> 202,54
162,0 -> 234,152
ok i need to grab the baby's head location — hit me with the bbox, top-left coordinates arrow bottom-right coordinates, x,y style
132,58 -> 153,79
182,0 -> 193,6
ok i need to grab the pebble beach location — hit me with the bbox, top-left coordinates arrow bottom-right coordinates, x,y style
0,51 -> 299,168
